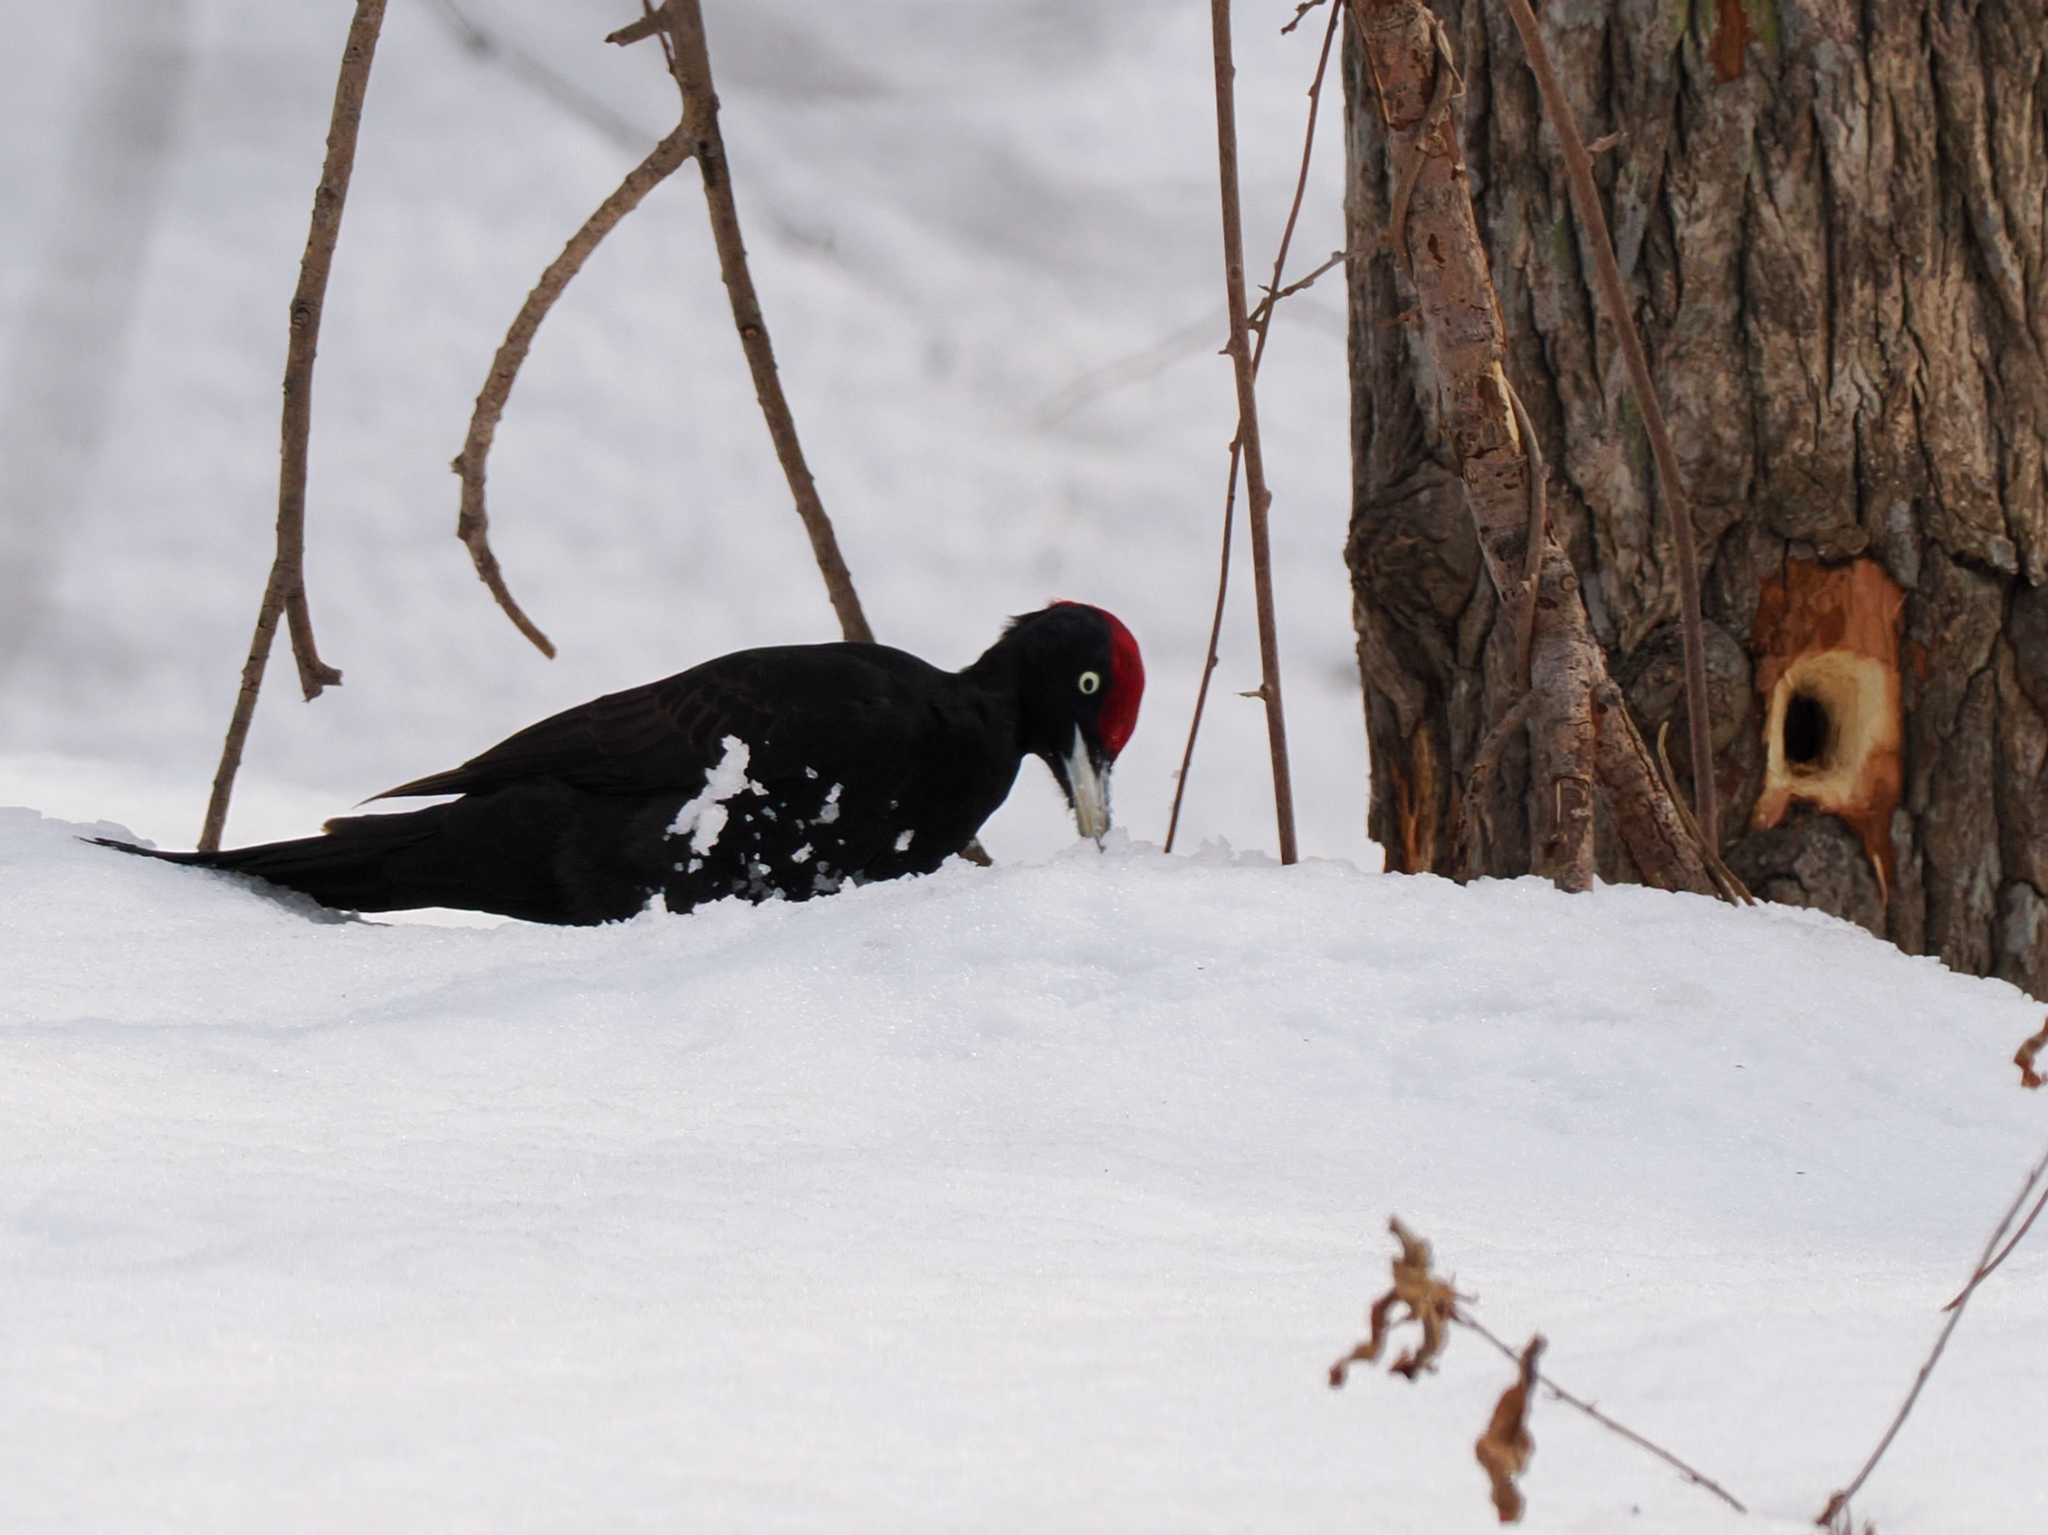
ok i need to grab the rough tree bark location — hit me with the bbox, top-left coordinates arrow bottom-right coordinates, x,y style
1345,0 -> 2048,990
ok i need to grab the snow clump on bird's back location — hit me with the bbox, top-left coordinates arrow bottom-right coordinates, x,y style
667,737 -> 764,856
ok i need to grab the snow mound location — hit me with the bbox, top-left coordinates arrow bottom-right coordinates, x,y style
4,808 -> 2046,1531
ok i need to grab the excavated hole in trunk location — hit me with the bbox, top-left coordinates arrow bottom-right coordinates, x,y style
1782,690 -> 1833,769
1751,558 -> 1907,902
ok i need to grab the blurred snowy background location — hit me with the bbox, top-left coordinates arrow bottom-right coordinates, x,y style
0,0 -> 1370,863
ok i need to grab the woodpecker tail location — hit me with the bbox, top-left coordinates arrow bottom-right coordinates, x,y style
88,806 -> 450,915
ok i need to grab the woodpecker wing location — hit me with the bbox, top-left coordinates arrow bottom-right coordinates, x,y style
374,644 -> 938,806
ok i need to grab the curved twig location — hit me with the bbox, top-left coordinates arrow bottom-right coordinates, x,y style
454,127 -> 694,658
201,0 -> 383,850
1654,721 -> 1753,903
615,0 -> 873,644
1820,1136 -> 2048,1526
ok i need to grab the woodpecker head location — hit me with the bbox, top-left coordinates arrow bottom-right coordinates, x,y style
993,602 -> 1145,842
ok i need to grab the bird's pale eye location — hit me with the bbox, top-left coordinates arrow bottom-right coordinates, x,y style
1078,670 -> 1102,695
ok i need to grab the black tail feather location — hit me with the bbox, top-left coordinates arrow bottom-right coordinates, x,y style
88,809 -> 453,916
84,787 -> 639,923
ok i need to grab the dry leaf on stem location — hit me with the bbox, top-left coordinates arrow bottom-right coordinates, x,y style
2015,1015 -> 2048,1088
1328,1217 -> 1460,1386
1474,1334 -> 1544,1523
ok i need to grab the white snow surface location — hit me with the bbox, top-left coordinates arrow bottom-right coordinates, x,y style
6,808 -> 2048,1532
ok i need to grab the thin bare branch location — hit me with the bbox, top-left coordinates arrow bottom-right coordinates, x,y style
1943,1177 -> 2048,1310
1819,1136 -> 2048,1525
1167,0 -> 1335,854
619,0 -> 873,643
1496,0 -> 1718,849
430,0 -> 648,151
1457,1311 -> 1748,1516
1282,0 -> 1333,34
1655,721 -> 1753,903
1246,242 -> 1362,330
604,9 -> 666,47
1591,681 -> 1716,892
1036,312 -> 1218,428
454,127 -> 694,658
201,0 -> 383,850
1169,0 -> 1326,858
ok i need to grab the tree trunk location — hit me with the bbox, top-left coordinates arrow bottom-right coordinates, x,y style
1345,0 -> 2048,990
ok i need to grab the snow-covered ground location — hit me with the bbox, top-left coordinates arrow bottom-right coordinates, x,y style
6,808 -> 2048,1531
7,3 -> 2048,1531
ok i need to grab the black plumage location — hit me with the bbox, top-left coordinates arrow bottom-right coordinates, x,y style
93,602 -> 1144,925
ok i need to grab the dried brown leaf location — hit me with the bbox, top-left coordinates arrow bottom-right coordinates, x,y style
2016,1015 -> 2048,1088
1328,1217 -> 1460,1386
1474,1335 -> 1544,1523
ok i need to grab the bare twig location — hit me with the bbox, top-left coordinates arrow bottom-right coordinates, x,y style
200,0 -> 383,850
1655,721 -> 1753,903
1281,0 -> 1332,34
1589,681 -> 1716,892
1819,1136 -> 2048,1525
1942,1178 -> 2048,1310
429,0 -> 648,151
615,0 -> 872,644
604,9 -> 666,47
1036,312 -> 1219,427
1246,243 -> 1363,330
1497,0 -> 1718,849
1167,0 -> 1335,854
1456,1311 -> 1748,1516
1170,0 -> 1320,860
454,127 -> 694,657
